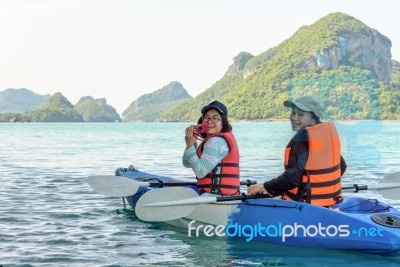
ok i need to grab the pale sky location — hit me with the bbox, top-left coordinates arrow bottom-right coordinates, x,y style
1,0 -> 399,114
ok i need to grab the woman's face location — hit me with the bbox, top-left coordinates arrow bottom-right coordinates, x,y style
202,109 -> 223,135
290,106 -> 316,131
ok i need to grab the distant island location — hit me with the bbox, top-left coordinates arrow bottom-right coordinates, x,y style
1,12 -> 399,122
0,81 -> 192,122
0,90 -> 121,122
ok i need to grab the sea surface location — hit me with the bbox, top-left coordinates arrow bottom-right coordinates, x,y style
1,121 -> 400,267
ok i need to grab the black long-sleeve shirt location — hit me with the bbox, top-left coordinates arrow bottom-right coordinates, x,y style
264,128 -> 347,197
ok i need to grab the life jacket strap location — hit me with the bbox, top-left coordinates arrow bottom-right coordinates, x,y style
306,171 -> 312,204
306,163 -> 340,175
210,167 -> 219,194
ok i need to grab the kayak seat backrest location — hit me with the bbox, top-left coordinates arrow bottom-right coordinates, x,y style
337,197 -> 391,214
115,167 -> 174,183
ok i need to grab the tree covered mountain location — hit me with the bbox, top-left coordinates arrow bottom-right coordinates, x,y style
164,12 -> 400,121
75,96 -> 121,122
122,81 -> 192,121
26,92 -> 84,122
0,90 -> 122,122
0,88 -> 50,113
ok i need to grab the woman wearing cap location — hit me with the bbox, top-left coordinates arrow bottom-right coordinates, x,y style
248,95 -> 347,207
183,100 -> 240,195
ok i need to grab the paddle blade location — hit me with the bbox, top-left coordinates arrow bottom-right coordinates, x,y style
135,187 -> 200,222
379,171 -> 400,200
87,175 -> 147,197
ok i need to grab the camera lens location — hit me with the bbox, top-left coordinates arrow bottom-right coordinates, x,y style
197,126 -> 203,131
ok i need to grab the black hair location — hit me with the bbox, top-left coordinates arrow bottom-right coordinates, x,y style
310,112 -> 321,123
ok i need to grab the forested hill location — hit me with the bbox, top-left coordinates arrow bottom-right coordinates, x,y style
164,12 -> 400,121
75,96 -> 121,122
122,81 -> 192,121
25,92 -> 84,122
0,91 -> 121,122
0,88 -> 50,113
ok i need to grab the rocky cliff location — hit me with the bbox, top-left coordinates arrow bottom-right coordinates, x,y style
300,31 -> 392,84
225,52 -> 254,76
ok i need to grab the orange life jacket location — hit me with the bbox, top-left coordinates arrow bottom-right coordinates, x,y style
282,122 -> 342,206
196,132 -> 240,195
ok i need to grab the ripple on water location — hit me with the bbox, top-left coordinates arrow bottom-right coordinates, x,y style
1,122 -> 400,266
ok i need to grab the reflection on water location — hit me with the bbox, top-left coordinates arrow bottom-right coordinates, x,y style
0,122 -> 399,266
118,208 -> 400,267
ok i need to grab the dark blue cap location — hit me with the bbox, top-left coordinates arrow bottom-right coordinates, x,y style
201,101 -> 228,116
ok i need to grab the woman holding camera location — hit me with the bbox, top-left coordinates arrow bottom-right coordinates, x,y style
182,100 -> 240,195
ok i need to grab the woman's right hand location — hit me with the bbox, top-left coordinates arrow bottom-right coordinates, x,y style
185,126 -> 197,148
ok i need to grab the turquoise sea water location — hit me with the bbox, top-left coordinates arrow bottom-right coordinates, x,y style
1,121 -> 400,266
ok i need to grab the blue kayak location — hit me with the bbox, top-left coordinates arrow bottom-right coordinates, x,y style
115,167 -> 400,256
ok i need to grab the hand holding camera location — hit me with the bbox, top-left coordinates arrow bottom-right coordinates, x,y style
193,123 -> 208,136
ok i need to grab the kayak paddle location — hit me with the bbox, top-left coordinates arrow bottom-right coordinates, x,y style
135,171 -> 400,222
135,187 -> 271,221
87,175 -> 256,197
340,171 -> 400,200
